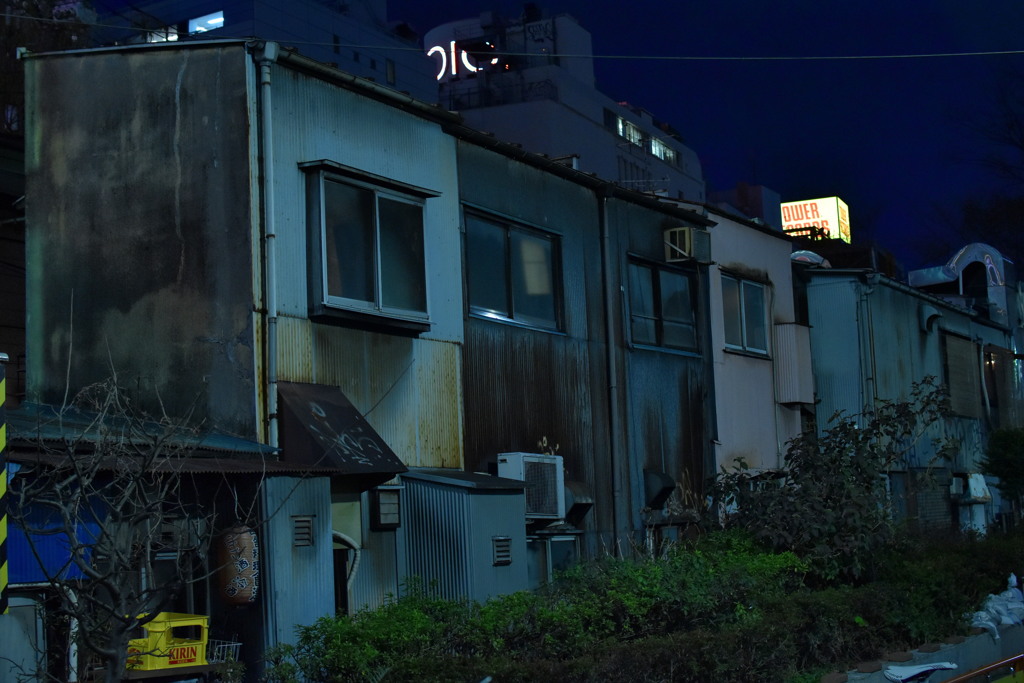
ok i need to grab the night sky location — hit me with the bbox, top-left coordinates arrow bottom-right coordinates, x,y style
388,0 -> 1024,268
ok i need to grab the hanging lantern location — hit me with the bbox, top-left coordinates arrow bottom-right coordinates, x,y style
217,525 -> 260,605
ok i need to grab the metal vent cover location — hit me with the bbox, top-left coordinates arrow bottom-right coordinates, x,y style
292,516 -> 314,547
492,536 -> 512,566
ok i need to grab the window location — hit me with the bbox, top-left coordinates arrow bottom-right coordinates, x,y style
628,261 -> 698,351
616,117 -> 644,147
305,163 -> 431,330
465,212 -> 561,330
722,275 -> 767,354
188,11 -> 223,34
650,137 -> 677,165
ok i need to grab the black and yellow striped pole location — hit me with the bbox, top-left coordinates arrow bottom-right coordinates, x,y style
1,352 -> 8,615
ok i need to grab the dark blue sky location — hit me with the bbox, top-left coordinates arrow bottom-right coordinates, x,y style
389,1 -> 1024,267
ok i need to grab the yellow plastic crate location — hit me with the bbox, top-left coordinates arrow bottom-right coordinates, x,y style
126,612 -> 209,671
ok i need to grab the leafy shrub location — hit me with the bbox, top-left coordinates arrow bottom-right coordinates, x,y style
981,427 -> 1024,510
715,377 -> 954,583
262,528 -> 1024,683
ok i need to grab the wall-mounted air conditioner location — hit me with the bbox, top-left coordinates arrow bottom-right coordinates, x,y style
498,453 -> 566,521
663,226 -> 711,263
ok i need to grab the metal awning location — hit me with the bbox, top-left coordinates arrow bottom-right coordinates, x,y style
277,382 -> 408,489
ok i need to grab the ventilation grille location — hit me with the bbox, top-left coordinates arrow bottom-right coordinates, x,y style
292,516 -> 314,547
492,536 -> 512,566
524,460 -> 559,517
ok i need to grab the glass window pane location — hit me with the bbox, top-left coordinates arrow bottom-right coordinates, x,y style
628,263 -> 657,345
743,281 -> 767,351
659,271 -> 694,325
721,276 -> 742,347
379,196 -> 426,313
466,215 -> 509,316
662,321 -> 697,350
324,179 -> 374,304
511,230 -> 557,328
660,270 -> 696,350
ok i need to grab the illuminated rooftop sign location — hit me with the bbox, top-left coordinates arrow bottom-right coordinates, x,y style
781,196 -> 850,243
426,40 -> 500,81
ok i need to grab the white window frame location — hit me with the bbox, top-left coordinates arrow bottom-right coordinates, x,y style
303,162 -> 434,330
722,275 -> 768,355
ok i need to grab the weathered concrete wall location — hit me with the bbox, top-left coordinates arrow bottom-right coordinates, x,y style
24,45 -> 258,437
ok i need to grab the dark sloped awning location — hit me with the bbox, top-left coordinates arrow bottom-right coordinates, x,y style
277,381 -> 408,490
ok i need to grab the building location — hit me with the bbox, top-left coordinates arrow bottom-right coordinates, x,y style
10,35 -> 723,676
799,242 -> 1024,532
700,205 -> 813,473
423,8 -> 705,201
93,0 -> 438,101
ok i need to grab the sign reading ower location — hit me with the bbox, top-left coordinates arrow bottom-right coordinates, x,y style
780,197 -> 851,243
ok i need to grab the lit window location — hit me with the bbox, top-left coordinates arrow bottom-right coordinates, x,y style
616,117 -> 644,147
188,11 -> 224,34
722,275 -> 767,354
628,262 -> 698,351
650,137 -> 677,165
147,26 -> 179,43
305,166 -> 429,326
465,213 -> 561,331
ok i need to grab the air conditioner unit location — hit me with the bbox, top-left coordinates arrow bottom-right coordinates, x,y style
664,226 -> 711,263
497,453 -> 566,520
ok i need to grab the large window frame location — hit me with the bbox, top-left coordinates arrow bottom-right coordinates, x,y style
627,259 -> 699,352
303,161 -> 435,334
721,274 -> 768,355
464,210 -> 563,332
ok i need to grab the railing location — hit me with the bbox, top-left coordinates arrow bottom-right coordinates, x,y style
942,653 -> 1024,682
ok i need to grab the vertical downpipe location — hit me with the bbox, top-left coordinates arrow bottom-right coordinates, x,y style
858,275 -> 878,420
599,194 -> 624,549
257,43 -> 280,450
254,41 -> 281,657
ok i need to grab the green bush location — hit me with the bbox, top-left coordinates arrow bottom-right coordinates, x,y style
715,378 -> 955,584
262,529 -> 1024,683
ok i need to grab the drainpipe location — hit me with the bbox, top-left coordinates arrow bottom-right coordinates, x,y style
254,41 -> 280,449
858,274 -> 879,421
599,193 -> 625,549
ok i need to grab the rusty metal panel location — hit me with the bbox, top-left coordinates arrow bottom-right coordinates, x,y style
302,325 -> 463,470
624,353 -> 708,497
413,340 -> 464,469
275,316 -> 314,384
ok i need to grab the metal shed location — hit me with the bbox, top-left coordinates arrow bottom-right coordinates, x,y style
400,469 -> 528,603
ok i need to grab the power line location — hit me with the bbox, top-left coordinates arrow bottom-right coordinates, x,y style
10,12 -> 1024,62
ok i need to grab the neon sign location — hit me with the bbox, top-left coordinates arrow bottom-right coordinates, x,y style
426,40 -> 499,81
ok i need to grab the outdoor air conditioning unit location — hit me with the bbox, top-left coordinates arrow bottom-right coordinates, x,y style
663,226 -> 711,263
497,453 -> 566,521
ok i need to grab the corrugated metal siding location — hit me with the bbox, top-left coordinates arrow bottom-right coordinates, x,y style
402,478 -> 468,600
273,318 -> 463,470
347,527 -> 399,613
275,316 -> 314,384
266,62 -> 463,342
625,353 -> 707,500
774,323 -> 814,404
806,277 -> 864,425
260,476 -> 334,648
